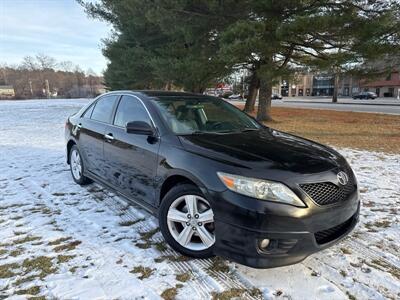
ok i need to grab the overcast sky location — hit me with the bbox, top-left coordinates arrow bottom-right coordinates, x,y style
0,0 -> 111,74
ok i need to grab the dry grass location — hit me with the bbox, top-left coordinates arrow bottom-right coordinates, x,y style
207,257 -> 230,273
53,240 -> 81,252
130,265 -> 154,280
48,237 -> 71,246
239,106 -> 400,153
176,272 -> 191,282
21,256 -> 57,279
211,288 -> 247,300
0,262 -> 19,278
161,286 -> 179,300
15,285 -> 41,296
154,255 -> 191,263
119,219 -> 144,227
57,255 -> 76,263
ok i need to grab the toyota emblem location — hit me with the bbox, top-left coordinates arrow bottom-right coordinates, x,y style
337,171 -> 349,185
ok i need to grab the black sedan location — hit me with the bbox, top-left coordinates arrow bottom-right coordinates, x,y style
272,93 -> 283,100
65,91 -> 359,268
352,91 -> 377,99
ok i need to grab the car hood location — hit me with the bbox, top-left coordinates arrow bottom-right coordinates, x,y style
179,128 -> 345,175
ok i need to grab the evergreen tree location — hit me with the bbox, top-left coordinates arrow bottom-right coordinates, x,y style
79,0 -> 236,92
80,0 -> 400,120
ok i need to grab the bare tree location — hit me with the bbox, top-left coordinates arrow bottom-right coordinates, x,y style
21,56 -> 39,71
0,63 -> 8,84
36,53 -> 56,70
0,54 -> 104,99
58,61 -> 75,72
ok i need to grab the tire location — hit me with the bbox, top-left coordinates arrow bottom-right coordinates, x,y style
69,145 -> 92,185
159,184 -> 215,258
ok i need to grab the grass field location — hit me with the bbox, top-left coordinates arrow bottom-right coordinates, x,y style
240,106 -> 400,153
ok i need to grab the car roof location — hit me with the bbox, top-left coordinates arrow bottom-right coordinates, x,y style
100,90 -> 215,102
137,90 -> 203,97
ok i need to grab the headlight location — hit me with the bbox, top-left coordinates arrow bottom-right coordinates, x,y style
217,172 -> 305,207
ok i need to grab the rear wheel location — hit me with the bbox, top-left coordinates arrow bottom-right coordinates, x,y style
69,145 -> 91,185
159,184 -> 215,258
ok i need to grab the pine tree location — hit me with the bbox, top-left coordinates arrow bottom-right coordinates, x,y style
80,0 -> 400,120
79,0 -> 236,92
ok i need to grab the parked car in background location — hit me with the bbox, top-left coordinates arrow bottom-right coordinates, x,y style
352,92 -> 377,100
218,91 -> 233,99
65,91 -> 359,268
228,93 -> 243,100
272,93 -> 283,100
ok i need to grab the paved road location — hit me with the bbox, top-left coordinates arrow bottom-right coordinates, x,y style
229,97 -> 400,115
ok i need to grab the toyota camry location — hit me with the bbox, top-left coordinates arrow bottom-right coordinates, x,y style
65,91 -> 359,268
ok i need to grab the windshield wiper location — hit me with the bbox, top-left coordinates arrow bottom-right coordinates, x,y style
190,130 -> 235,135
188,128 -> 258,135
190,131 -> 218,135
239,128 -> 259,132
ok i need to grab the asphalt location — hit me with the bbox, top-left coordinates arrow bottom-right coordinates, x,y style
228,97 -> 400,115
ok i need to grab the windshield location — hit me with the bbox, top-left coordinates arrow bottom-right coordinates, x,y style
152,96 -> 261,135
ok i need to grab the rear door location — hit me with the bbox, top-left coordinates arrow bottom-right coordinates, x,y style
77,95 -> 119,179
103,95 -> 160,206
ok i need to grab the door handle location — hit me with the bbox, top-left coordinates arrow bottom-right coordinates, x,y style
104,133 -> 114,141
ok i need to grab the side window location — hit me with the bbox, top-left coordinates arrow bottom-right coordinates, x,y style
82,103 -> 94,118
91,95 -> 118,123
114,96 -> 151,127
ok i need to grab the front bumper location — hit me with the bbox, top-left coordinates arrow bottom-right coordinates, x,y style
209,189 -> 360,268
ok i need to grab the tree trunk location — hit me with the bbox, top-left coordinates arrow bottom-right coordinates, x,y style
257,79 -> 273,121
165,81 -> 172,91
332,73 -> 339,103
244,72 -> 259,113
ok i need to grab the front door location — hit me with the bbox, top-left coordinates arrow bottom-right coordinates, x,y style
103,95 -> 160,206
78,95 -> 119,178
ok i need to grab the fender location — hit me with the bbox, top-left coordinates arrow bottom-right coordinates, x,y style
155,168 -> 209,206
65,137 -> 78,164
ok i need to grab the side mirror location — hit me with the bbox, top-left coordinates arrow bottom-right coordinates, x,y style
126,121 -> 155,136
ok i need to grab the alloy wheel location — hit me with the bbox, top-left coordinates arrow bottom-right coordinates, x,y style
167,195 -> 215,251
70,149 -> 82,180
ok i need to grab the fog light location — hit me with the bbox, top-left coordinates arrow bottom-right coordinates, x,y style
259,239 -> 270,250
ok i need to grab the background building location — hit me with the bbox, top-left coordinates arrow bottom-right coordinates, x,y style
360,71 -> 400,98
0,85 -> 15,99
279,70 -> 399,98
211,64 -> 400,99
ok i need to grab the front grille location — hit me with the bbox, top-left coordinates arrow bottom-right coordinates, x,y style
300,173 -> 356,206
314,215 -> 355,244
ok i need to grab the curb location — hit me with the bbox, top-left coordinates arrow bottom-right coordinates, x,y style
282,100 -> 400,107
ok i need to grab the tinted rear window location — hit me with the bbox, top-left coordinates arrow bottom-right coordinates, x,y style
91,95 -> 118,123
82,103 -> 95,118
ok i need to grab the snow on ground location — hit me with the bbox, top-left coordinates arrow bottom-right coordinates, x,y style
0,99 -> 399,300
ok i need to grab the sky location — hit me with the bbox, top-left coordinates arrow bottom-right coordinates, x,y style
0,0 -> 111,74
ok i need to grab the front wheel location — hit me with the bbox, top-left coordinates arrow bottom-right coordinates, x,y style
159,184 -> 215,258
69,145 -> 92,185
